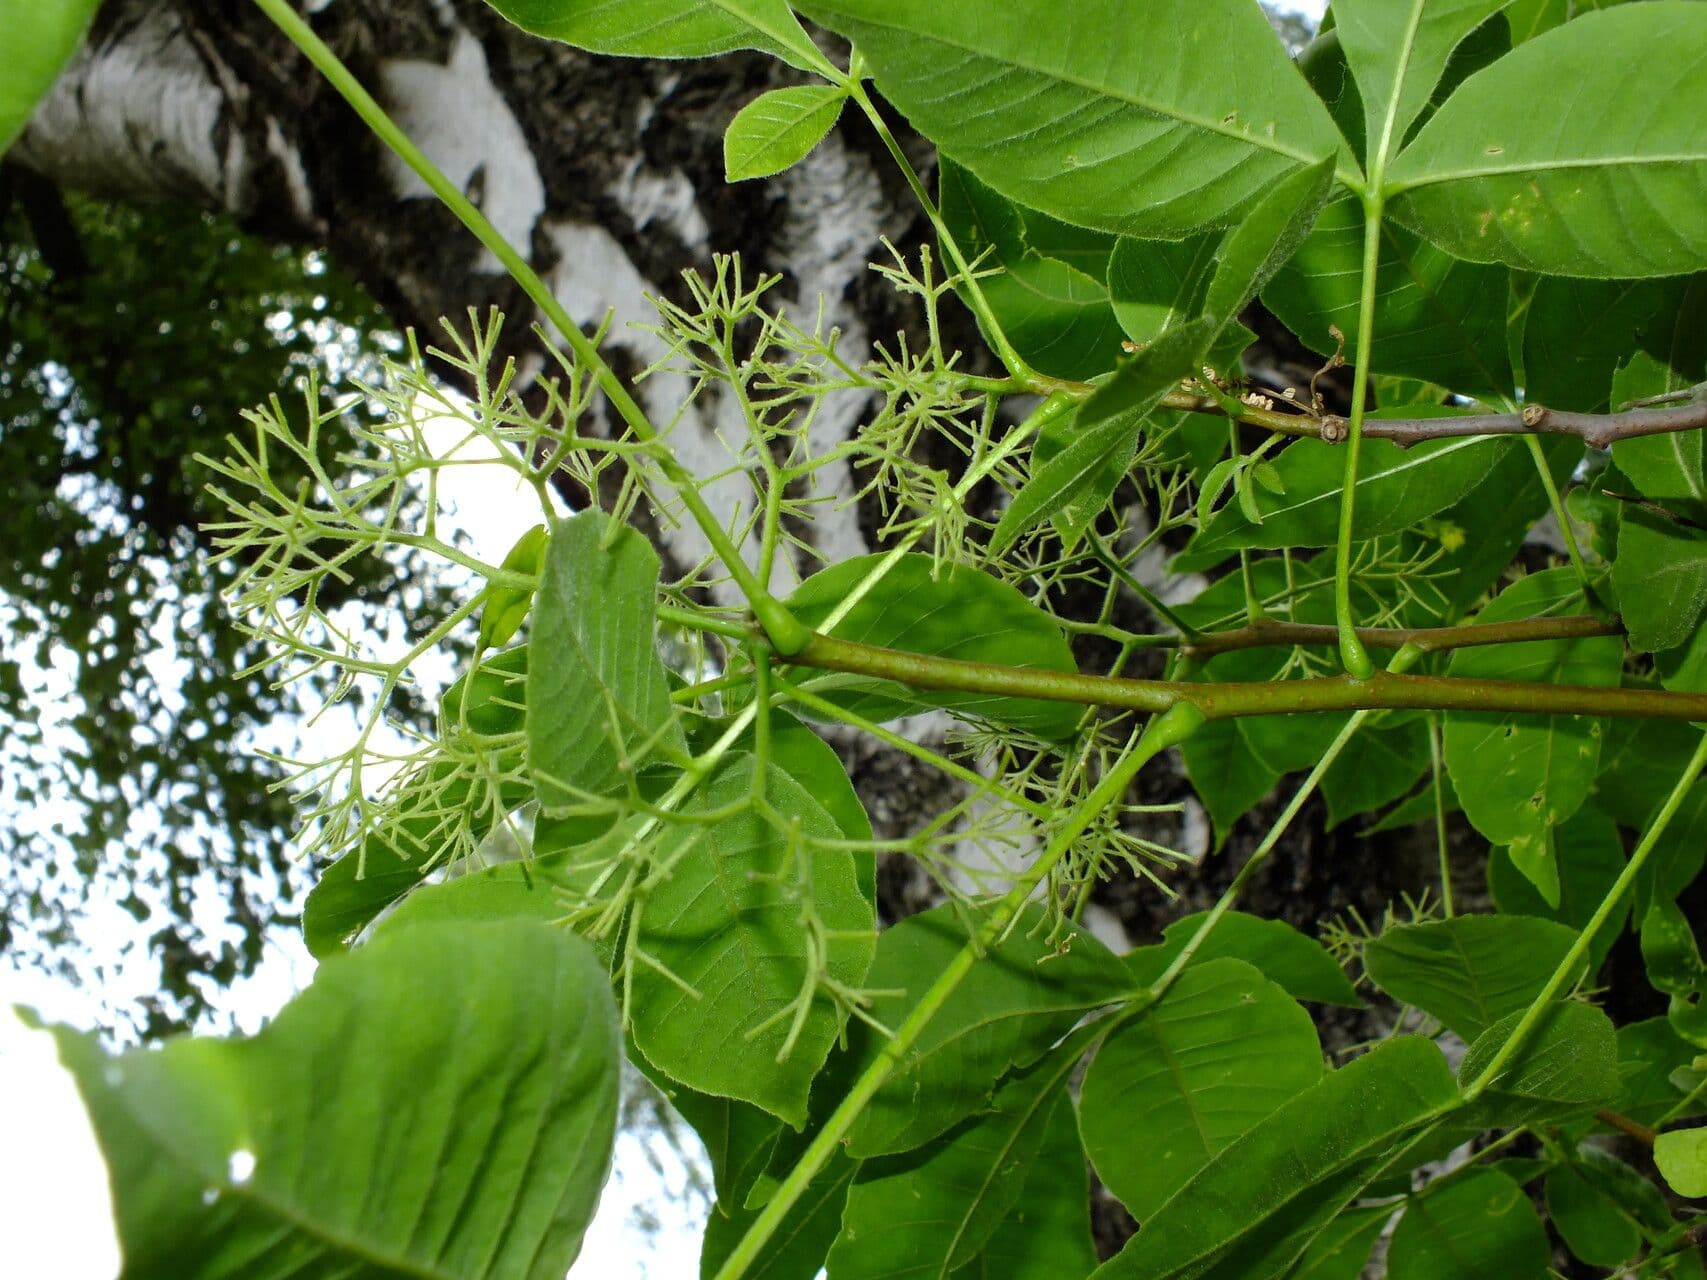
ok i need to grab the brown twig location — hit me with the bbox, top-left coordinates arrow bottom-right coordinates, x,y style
791,631 -> 1707,724
1596,1108 -> 1658,1147
1150,387 -> 1707,450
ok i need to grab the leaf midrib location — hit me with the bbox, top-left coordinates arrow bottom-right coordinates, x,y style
1388,150 -> 1707,196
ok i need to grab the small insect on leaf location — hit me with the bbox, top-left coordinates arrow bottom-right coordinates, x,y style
478,523 -> 549,651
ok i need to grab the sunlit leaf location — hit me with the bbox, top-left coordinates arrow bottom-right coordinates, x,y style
724,85 -> 847,181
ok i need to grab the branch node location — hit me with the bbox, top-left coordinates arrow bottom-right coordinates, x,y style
1521,403 -> 1549,428
1319,415 -> 1348,444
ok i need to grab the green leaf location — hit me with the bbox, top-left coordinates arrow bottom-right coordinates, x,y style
1614,515 -> 1707,655
1618,1016 -> 1707,1128
482,0 -> 824,69
52,919 -> 619,1279
991,319 -> 1216,554
1503,0 -> 1566,43
301,759 -> 532,955
947,1092 -> 1098,1280
1429,434 -> 1582,621
1081,958 -> 1324,1221
1612,353 -> 1707,500
1199,158 -> 1336,328
1321,719 -> 1431,829
828,1024 -> 1098,1278
842,902 -> 1136,1158
1388,1170 -> 1548,1280
527,509 -> 683,813
1180,714 -> 1280,848
442,643 -> 532,736
1642,899 -> 1707,994
1546,1164 -> 1642,1269
797,0 -> 1345,239
1594,716 -> 1704,830
1090,1036 -> 1459,1279
1263,189 -> 1514,400
622,755 -> 873,1127
1655,1127 -> 1707,1198
0,0 -> 101,155
1364,914 -> 1583,1041
724,85 -> 846,181
1182,430 -> 1514,564
785,552 -> 1082,738
1442,567 -> 1622,902
1285,1205 -> 1389,1280
1523,276 -> 1707,413
1386,4 -> 1707,277
1611,347 -> 1707,652
477,523 -> 547,650
765,712 -> 875,899
1487,804 -> 1627,974
1122,911 -> 1361,1007
1106,234 -> 1218,348
939,159 -> 1125,381
1459,1001 -> 1621,1126
1332,0 -> 1513,162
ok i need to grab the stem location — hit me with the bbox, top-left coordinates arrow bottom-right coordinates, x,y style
1086,529 -> 1200,639
845,78 -> 1039,385
1463,730 -> 1707,1103
1331,197 -> 1383,679
657,603 -> 750,641
251,0 -> 809,654
711,702 -> 1206,1280
787,630 -> 1707,723
1525,434 -> 1591,589
1429,714 -> 1453,918
1595,1108 -> 1658,1147
774,676 -> 1052,820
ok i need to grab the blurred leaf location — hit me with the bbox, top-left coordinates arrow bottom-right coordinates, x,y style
1388,1170 -> 1548,1279
52,919 -> 619,1277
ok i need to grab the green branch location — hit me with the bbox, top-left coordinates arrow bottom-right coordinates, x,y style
789,629 -> 1707,723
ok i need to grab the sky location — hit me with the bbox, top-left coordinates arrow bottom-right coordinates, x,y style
0,2 -> 1333,1272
